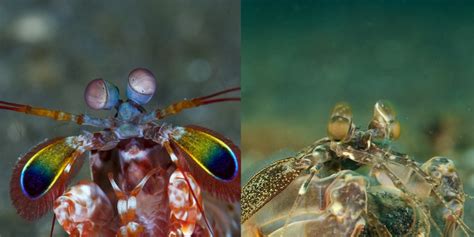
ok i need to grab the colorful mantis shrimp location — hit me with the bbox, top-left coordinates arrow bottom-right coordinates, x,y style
1,68 -> 241,236
242,101 -> 471,237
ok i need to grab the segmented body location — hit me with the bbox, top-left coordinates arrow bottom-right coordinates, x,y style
242,101 -> 470,237
2,68 -> 240,236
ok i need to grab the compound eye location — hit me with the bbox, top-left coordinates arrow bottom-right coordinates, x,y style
84,79 -> 120,110
327,102 -> 353,141
389,120 -> 401,140
127,68 -> 156,105
369,101 -> 400,140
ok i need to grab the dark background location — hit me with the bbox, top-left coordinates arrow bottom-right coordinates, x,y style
242,0 -> 474,230
0,1 -> 240,236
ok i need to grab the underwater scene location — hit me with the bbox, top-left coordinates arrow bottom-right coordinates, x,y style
242,0 -> 474,236
2,0 -> 474,236
0,1 -> 239,236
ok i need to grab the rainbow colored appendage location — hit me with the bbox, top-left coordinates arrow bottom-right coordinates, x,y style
172,127 -> 238,182
20,137 -> 79,199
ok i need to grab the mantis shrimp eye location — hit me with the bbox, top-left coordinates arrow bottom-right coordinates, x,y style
369,101 -> 401,140
84,79 -> 120,110
127,68 -> 157,105
327,102 -> 353,141
389,120 -> 401,140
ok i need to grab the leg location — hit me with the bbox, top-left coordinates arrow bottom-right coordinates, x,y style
336,139 -> 471,235
383,153 -> 472,235
421,157 -> 467,236
330,142 -> 432,236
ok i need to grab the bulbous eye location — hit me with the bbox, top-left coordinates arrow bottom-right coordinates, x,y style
369,101 -> 400,140
84,79 -> 120,110
127,68 -> 156,105
327,102 -> 353,141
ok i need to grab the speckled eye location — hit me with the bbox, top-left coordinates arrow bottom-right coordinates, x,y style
84,79 -> 120,110
127,68 -> 157,105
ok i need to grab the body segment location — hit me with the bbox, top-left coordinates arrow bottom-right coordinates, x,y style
2,68 -> 240,236
242,102 -> 470,237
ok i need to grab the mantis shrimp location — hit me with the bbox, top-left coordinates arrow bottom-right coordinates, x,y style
1,68 -> 241,236
242,101 -> 470,237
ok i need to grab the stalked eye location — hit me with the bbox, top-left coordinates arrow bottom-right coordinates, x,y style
369,101 -> 401,140
328,102 -> 353,141
127,68 -> 157,105
84,79 -> 120,110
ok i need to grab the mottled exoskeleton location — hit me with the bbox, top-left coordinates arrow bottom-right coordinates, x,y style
242,101 -> 471,237
1,68 -> 241,236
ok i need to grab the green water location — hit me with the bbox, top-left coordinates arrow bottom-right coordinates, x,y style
243,0 -> 474,231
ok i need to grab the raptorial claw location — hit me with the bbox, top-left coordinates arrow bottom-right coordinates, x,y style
168,170 -> 203,236
421,157 -> 470,236
53,181 -> 116,237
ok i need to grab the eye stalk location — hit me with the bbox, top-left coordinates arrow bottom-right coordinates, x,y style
84,79 -> 120,110
127,68 -> 157,105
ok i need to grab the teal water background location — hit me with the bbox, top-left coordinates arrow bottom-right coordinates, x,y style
243,0 -> 474,231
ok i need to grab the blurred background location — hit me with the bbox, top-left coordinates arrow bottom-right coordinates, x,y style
0,1 -> 239,236
242,0 -> 474,230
